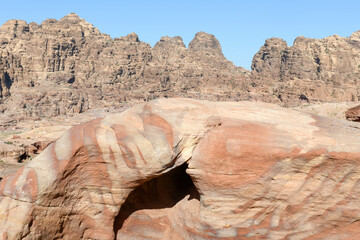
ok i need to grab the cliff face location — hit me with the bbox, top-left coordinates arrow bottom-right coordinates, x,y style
1,13 -> 360,128
0,14 -> 250,129
252,32 -> 360,106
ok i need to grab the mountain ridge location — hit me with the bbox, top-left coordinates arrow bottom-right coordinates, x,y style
0,13 -> 360,130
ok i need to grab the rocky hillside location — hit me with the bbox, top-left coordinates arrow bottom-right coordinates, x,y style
0,13 -> 250,130
1,13 -> 360,129
252,32 -> 360,105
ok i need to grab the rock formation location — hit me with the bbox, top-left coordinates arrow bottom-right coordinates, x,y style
1,13 -> 360,129
294,102 -> 359,121
252,32 -> 360,106
345,104 -> 360,122
2,98 -> 360,239
0,13 -> 250,130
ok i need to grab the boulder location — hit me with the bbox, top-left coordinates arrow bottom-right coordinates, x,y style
2,98 -> 360,239
345,104 -> 360,122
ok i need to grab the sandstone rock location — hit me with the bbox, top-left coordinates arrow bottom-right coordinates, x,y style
294,101 -> 360,120
345,104 -> 360,121
0,14 -> 250,130
2,13 -> 360,129
2,98 -> 360,239
251,32 -> 360,106
0,107 -> 122,169
26,140 -> 52,155
188,31 -> 224,56
0,141 -> 23,163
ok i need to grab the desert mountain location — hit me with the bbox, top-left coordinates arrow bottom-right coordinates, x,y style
252,33 -> 360,105
0,13 -> 250,130
2,14 -> 360,239
0,13 -> 360,128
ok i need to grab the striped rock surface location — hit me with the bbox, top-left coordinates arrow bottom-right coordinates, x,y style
1,98 -> 360,239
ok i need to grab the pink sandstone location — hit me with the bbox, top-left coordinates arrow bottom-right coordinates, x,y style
1,98 -> 360,239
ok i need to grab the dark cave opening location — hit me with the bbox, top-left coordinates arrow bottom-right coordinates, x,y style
113,162 -> 200,234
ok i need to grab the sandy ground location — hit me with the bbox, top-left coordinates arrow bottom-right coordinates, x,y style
293,102 -> 360,120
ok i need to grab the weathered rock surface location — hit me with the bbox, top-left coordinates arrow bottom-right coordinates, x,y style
0,108 -> 119,179
1,13 -> 360,128
0,14 -> 250,129
345,104 -> 360,122
2,98 -> 360,239
295,102 -> 360,121
252,32 -> 360,106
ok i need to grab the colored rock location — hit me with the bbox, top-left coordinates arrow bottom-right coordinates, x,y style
345,104 -> 360,121
2,98 -> 360,239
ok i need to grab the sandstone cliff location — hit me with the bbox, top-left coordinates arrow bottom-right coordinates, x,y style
252,32 -> 360,106
2,99 -> 360,239
0,13 -> 250,130
1,13 -> 360,128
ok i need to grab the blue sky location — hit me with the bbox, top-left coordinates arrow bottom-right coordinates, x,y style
1,0 -> 359,69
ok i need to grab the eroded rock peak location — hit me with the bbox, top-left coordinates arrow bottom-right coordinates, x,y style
59,13 -> 83,23
188,31 -> 223,56
154,36 -> 186,49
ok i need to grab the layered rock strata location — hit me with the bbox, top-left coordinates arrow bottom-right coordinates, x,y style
0,14 -> 249,129
2,98 -> 360,239
252,32 -> 360,106
1,13 -> 360,128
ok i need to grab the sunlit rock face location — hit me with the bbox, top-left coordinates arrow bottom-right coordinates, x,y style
0,14 -> 249,131
2,98 -> 360,239
251,32 -> 360,106
2,13 -> 360,131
